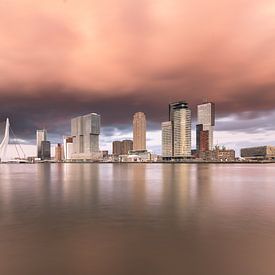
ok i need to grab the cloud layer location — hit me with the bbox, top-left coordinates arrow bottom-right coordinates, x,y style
0,0 -> 275,142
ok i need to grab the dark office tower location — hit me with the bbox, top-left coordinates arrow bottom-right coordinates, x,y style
196,124 -> 209,153
36,129 -> 47,158
41,141 -> 51,160
113,141 -> 122,156
121,140 -> 133,155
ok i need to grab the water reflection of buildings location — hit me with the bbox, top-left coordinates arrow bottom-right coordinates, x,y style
63,163 -> 100,207
159,164 -> 215,225
161,164 -> 191,219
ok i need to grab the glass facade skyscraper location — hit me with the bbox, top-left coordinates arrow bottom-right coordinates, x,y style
162,101 -> 191,159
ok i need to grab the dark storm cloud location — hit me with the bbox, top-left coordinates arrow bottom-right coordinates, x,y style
1,79 -> 275,141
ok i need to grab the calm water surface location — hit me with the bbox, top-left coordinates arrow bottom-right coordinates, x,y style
0,163 -> 275,275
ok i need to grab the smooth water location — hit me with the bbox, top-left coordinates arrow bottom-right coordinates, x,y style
0,163 -> 275,275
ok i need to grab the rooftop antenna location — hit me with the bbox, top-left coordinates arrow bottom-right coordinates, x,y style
203,97 -> 209,104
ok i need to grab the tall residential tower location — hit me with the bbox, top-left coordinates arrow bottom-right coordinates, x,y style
196,102 -> 215,153
133,112 -> 146,151
162,101 -> 192,159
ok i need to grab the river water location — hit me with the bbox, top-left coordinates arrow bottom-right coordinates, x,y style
0,163 -> 275,275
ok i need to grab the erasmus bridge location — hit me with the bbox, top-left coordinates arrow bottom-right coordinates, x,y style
0,118 -> 26,163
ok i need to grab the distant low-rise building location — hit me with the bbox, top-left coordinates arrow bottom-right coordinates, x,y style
241,146 -> 275,160
120,150 -> 152,162
101,150 -> 109,158
199,146 -> 235,162
213,147 -> 235,162
112,140 -> 133,156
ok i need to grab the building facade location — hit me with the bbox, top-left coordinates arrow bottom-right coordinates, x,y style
121,140 -> 133,155
213,147 -> 235,162
113,140 -> 133,156
112,141 -> 122,156
199,146 -> 235,162
241,146 -> 275,160
71,113 -> 101,160
196,124 -> 209,153
55,143 -> 63,162
196,102 -> 215,152
41,141 -> 51,160
169,101 -> 191,158
63,136 -> 73,160
133,112 -> 146,151
161,121 -> 172,158
36,129 -> 47,159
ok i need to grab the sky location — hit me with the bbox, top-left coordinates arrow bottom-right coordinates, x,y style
1,0 -> 275,157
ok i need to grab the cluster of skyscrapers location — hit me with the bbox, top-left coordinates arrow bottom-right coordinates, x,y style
33,100 -> 238,162
162,101 -> 219,160
36,113 -> 101,161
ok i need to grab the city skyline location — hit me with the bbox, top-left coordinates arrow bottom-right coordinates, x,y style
3,101 -> 275,159
1,2 -> 275,274
0,0 -> 275,155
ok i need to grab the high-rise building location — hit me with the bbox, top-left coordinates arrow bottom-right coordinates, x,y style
36,129 -> 47,159
169,101 -> 191,158
121,140 -> 133,155
113,141 -> 122,156
133,112 -> 146,151
196,102 -> 215,152
71,113 -> 101,160
63,136 -> 73,160
196,124 -> 209,152
41,140 -> 51,160
161,121 -> 172,158
55,143 -> 63,162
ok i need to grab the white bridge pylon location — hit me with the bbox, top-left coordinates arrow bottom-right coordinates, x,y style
0,118 -> 10,162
